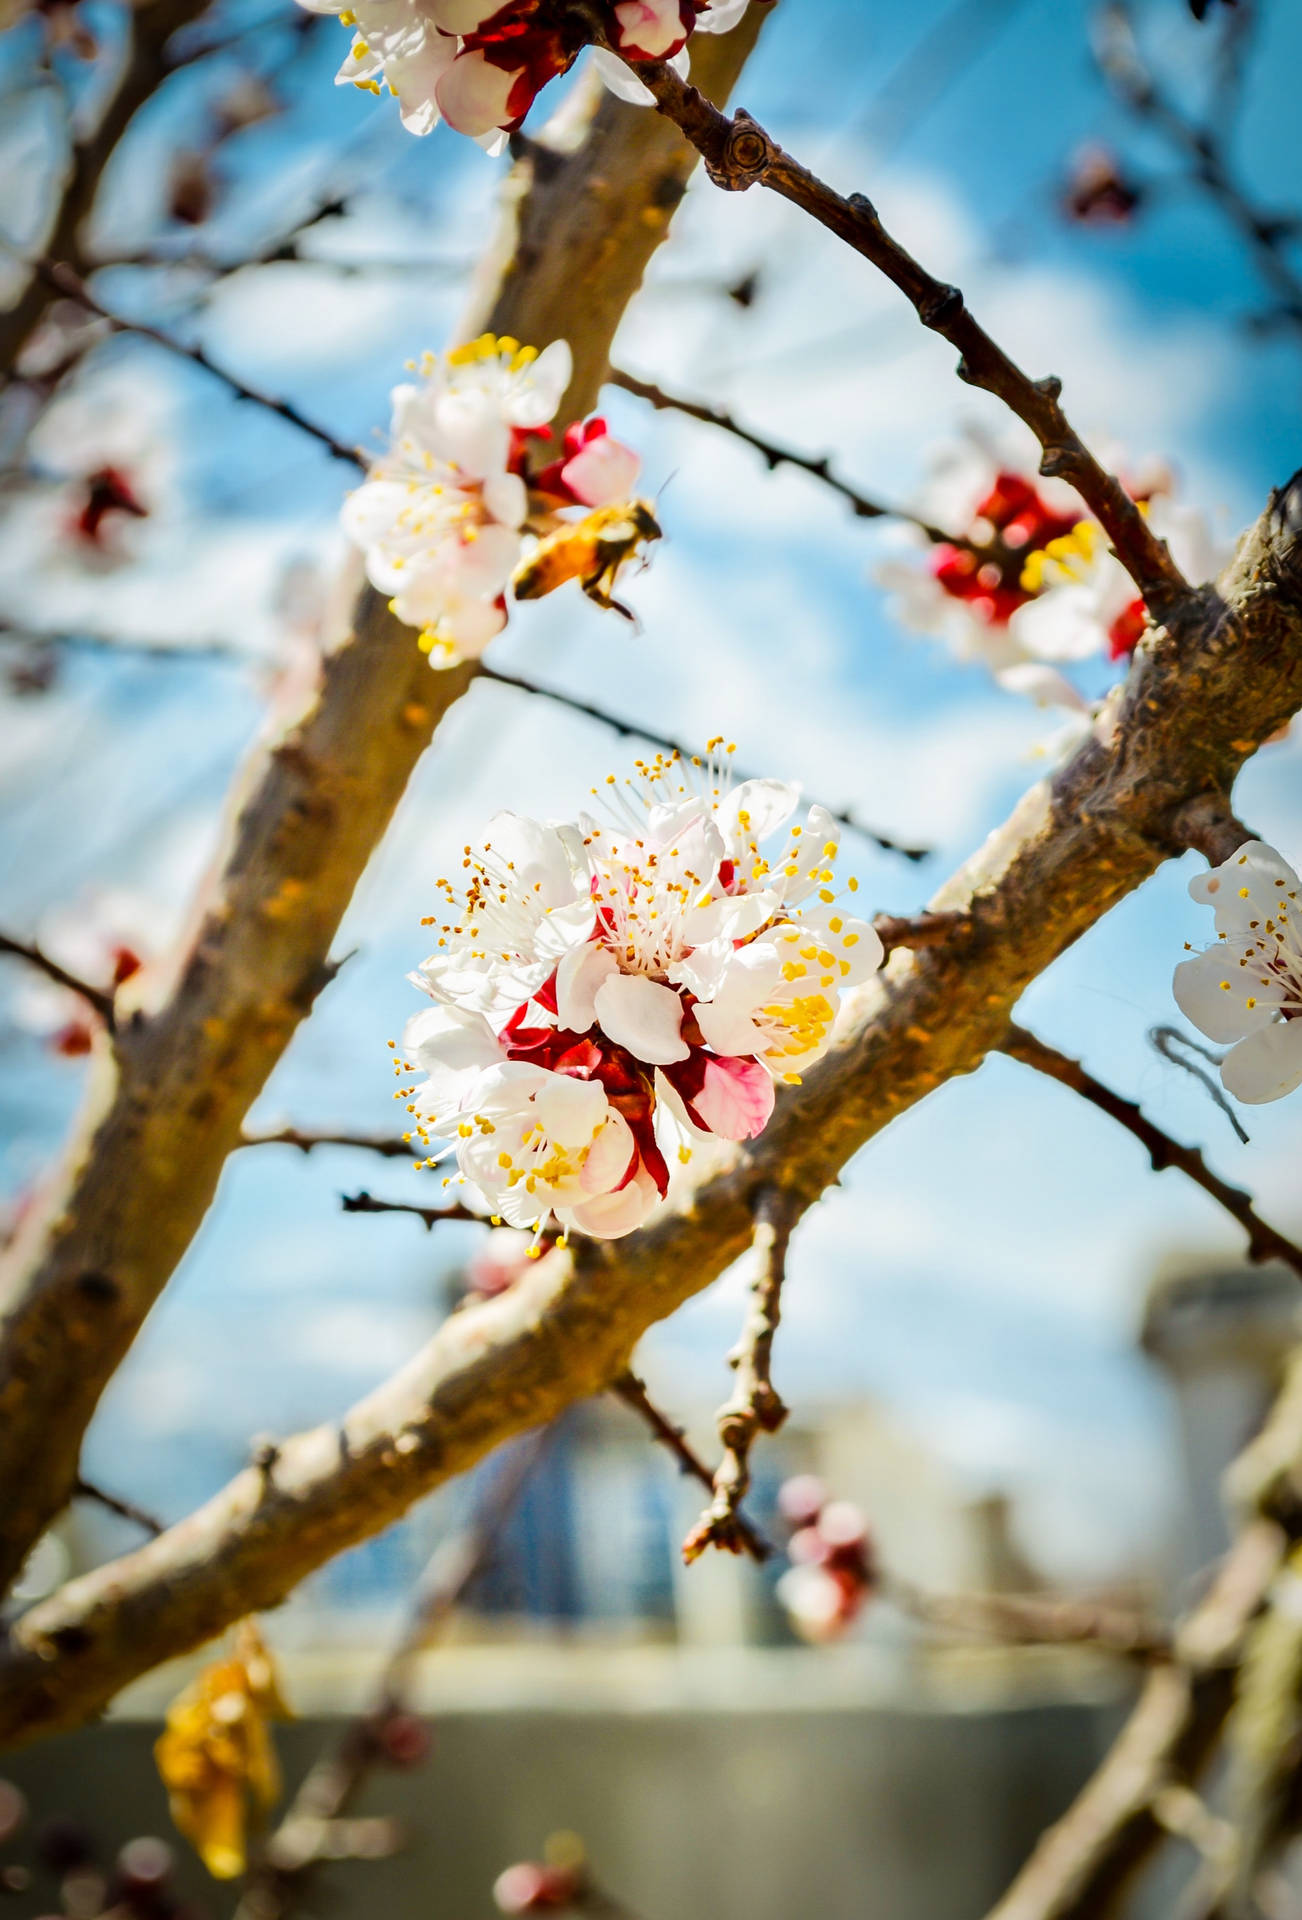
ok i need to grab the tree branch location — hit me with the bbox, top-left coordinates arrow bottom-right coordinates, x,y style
873,910 -> 972,958
0,468 -> 1299,1746
0,0 -> 216,372
476,665 -> 929,859
233,1433 -> 546,1920
0,2 -> 773,1603
339,1191 -> 487,1230
607,365 -> 964,546
885,1577 -> 1170,1660
0,930 -> 117,1031
26,260 -> 366,471
1001,1024 -> 1302,1282
610,1370 -> 771,1562
71,1477 -> 164,1537
682,1187 -> 796,1562
238,1127 -> 414,1159
609,44 -> 1192,617
0,621 -> 244,663
1095,2 -> 1302,336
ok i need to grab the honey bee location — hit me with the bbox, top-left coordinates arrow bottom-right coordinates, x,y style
511,499 -> 662,620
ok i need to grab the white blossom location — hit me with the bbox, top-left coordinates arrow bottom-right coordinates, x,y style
1174,841 -> 1302,1104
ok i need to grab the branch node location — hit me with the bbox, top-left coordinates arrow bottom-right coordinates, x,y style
920,283 -> 964,328
706,107 -> 772,191
1034,373 -> 1064,401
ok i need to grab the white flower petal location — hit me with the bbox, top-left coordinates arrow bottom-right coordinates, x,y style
593,972 -> 689,1063
556,942 -> 617,1032
1221,1020 -> 1302,1105
1173,948 -> 1279,1043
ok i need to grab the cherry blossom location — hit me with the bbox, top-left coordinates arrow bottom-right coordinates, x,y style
396,745 -> 881,1242
1174,841 -> 1302,1104
876,433 -> 1227,710
298,0 -> 749,143
344,335 -> 649,665
774,1476 -> 876,1643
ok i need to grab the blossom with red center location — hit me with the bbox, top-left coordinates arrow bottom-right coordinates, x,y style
775,1476 -> 876,1643
297,0 -> 749,144
398,745 -> 881,1243
1061,145 -> 1144,226
877,432 -> 1229,712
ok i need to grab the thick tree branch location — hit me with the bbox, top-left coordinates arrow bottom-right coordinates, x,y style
0,6 -> 772,1603
1001,1024 -> 1302,1282
1,474 -> 1300,1744
611,46 -> 1192,616
477,665 -> 928,859
611,1370 -> 770,1562
0,930 -> 117,1031
607,365 -> 963,546
28,260 -> 366,470
683,1187 -> 796,1562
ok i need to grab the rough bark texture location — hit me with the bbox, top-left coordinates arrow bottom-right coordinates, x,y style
1,478 -> 1299,1747
0,11 -> 770,1598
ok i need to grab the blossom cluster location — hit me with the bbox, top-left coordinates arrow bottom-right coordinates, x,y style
774,1475 -> 876,1643
396,747 -> 884,1243
299,0 -> 748,144
877,434 -> 1225,717
344,333 -> 642,668
1175,841 -> 1302,1106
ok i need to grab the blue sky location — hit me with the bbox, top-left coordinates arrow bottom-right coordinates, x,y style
2,0 -> 1301,1595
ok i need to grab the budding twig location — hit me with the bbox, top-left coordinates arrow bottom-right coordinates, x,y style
683,1187 -> 798,1562
608,365 -> 965,547
476,666 -> 929,860
339,1191 -> 487,1230
240,1127 -> 414,1159
611,1371 -> 771,1562
607,43 -> 1191,618
27,259 -> 367,472
0,929 -> 117,1032
72,1477 -> 164,1538
1001,1024 -> 1302,1281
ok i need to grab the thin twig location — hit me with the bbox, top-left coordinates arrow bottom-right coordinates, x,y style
1002,1024 -> 1302,1281
0,930 -> 117,1031
886,1575 -> 1170,1658
610,1371 -> 771,1562
340,1191 -> 487,1230
72,1477 -> 164,1537
1095,3 -> 1302,336
608,365 -> 965,546
234,1434 -> 548,1920
683,1187 -> 797,1562
1150,1025 -> 1249,1147
27,259 -> 366,471
240,1127 -> 414,1159
604,37 -> 1191,619
0,619 -> 244,662
476,665 -> 929,860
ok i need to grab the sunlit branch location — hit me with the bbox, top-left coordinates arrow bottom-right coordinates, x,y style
599,34 -> 1191,617
0,930 -> 116,1032
682,1186 -> 796,1562
874,910 -> 972,959
1001,1024 -> 1302,1281
476,665 -> 930,860
26,259 -> 366,470
610,1371 -> 771,1562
